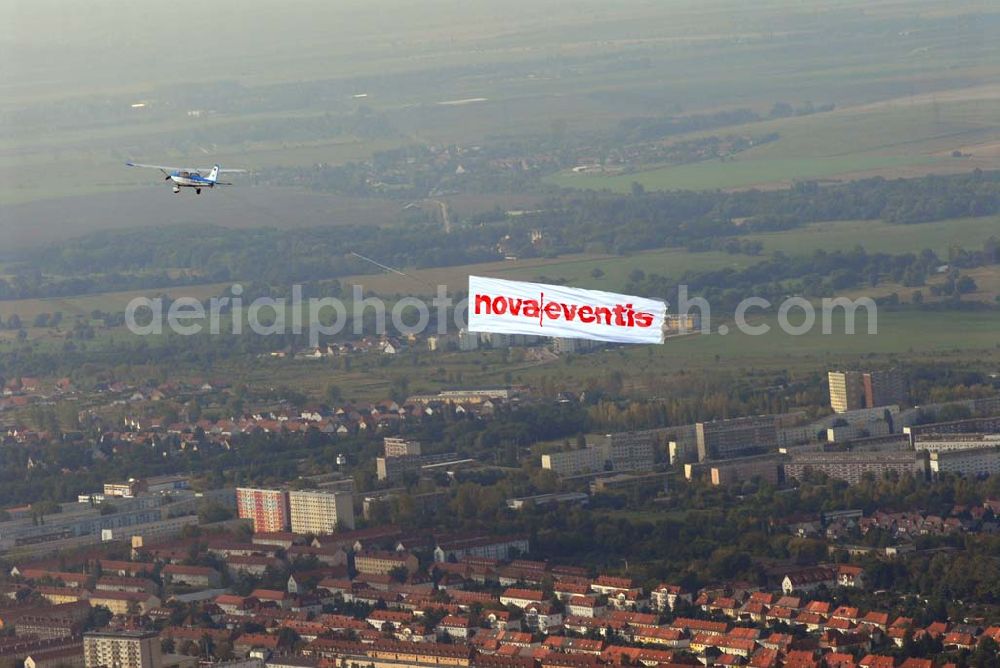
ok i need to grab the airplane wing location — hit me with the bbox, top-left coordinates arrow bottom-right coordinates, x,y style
192,167 -> 249,173
127,162 -> 248,174
126,162 -> 185,171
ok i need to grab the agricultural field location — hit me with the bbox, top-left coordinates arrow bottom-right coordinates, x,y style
0,282 -> 231,321
4,0 -> 998,212
346,250 -> 757,297
203,309 -> 1000,403
546,93 -> 1000,192
486,309 -> 1000,394
737,215 -> 1000,257
345,214 -> 1000,297
2,210 -> 994,330
0,130 -> 406,207
0,187 -> 409,250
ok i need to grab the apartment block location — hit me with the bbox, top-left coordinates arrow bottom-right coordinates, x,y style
828,371 -> 864,413
103,480 -> 143,498
863,369 -> 907,408
236,488 -> 290,533
541,432 -> 657,476
785,450 -> 927,486
354,550 -> 419,576
825,420 -> 892,443
829,369 -> 907,413
457,329 -> 479,351
911,433 -> 1000,453
161,564 -> 222,588
904,416 -> 1000,440
695,415 -> 778,462
589,472 -> 670,495
605,432 -> 658,471
709,454 -> 785,487
289,489 -> 355,534
540,447 -> 604,476
929,447 -> 1000,478
552,338 -> 599,354
663,313 -> 702,336
666,425 -> 700,464
433,534 -> 530,563
83,631 -> 162,668
375,452 -> 457,482
87,592 -> 160,616
383,437 -> 422,458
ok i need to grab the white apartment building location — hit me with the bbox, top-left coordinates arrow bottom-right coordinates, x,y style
288,489 -> 355,533
84,631 -> 161,668
911,433 -> 1000,453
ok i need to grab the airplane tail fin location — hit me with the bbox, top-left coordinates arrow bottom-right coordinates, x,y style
207,164 -> 221,183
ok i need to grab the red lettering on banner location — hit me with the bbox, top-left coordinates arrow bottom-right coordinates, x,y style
473,292 -> 655,329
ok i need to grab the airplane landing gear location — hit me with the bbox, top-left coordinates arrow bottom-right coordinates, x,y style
172,186 -> 181,194
196,188 -> 202,194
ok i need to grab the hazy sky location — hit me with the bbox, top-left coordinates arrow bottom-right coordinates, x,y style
1,0 -> 844,99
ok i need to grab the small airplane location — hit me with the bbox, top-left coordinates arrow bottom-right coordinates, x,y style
126,162 -> 248,194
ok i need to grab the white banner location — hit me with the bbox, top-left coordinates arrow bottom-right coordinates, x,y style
468,276 -> 666,344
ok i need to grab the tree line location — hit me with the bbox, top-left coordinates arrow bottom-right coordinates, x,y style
2,170 -> 997,301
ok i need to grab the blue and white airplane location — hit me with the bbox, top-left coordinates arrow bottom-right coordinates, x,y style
126,162 -> 248,194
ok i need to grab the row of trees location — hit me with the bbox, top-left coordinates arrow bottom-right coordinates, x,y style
3,171 -> 997,300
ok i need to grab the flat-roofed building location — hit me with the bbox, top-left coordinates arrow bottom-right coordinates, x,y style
161,564 -> 221,588
144,475 -> 191,494
862,369 -> 907,408
289,489 -> 355,533
912,433 -> 1000,453
589,471 -> 670,495
904,416 -> 1000,439
829,371 -> 864,414
383,437 -> 421,458
540,448 -> 605,476
929,447 -> 1000,478
541,432 -> 657,476
664,313 -> 702,336
84,630 -> 161,668
406,388 -> 510,404
785,450 -> 927,486
829,370 -> 903,413
696,415 -> 778,461
433,534 -> 530,563
375,452 -> 457,482
709,454 -> 785,487
103,480 -> 143,498
236,488 -> 290,533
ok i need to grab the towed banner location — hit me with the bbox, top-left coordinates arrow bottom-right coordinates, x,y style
468,275 -> 666,344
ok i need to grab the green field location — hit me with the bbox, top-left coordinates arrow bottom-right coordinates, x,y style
548,154 -> 938,192
739,215 -> 1000,257
212,310 -> 1000,403
346,214 -> 1000,297
4,0 -> 999,210
546,97 -> 1000,192
0,283 -> 232,321
6,210 -> 987,324
492,310 -> 1000,395
667,310 -> 1000,365
345,250 -> 761,297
